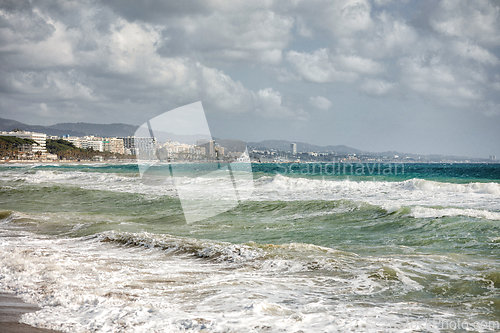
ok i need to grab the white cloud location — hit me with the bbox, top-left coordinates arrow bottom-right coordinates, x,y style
399,56 -> 484,107
309,96 -> 332,110
256,87 -> 290,117
0,14 -> 76,67
430,0 -> 500,46
9,70 -> 98,101
256,87 -> 308,120
359,78 -> 396,96
1,0 -> 500,126
295,16 -> 313,38
0,5 -> 303,122
337,54 -> 384,74
270,67 -> 301,82
162,9 -> 294,64
354,12 -> 418,58
372,0 -> 396,6
328,0 -> 374,36
198,65 -> 255,113
286,48 -> 384,83
286,49 -> 358,83
451,41 -> 499,65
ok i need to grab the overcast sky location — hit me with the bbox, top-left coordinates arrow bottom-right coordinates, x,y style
1,0 -> 499,157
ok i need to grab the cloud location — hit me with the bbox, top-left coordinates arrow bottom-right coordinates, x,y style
451,41 -> 499,65
167,9 -> 293,64
286,48 -> 385,83
256,87 -> 308,120
326,0 -> 374,37
286,49 -> 359,83
430,0 -> 500,46
309,96 -> 332,110
282,1 -> 500,113
0,1 -> 303,124
359,78 -> 396,96
116,2 -> 296,65
198,65 -> 255,113
0,5 -> 55,45
270,67 -> 301,82
0,0 -> 499,130
399,56 -> 484,107
8,70 -> 98,101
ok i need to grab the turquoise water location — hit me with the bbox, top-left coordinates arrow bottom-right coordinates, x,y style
0,163 -> 499,332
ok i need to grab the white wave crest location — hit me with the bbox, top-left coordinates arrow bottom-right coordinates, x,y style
404,178 -> 500,195
8,170 -> 500,216
253,174 -> 500,212
410,207 -> 500,220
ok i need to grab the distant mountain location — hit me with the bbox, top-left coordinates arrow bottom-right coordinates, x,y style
214,138 -> 247,152
248,140 -> 363,154
48,122 -> 138,137
0,117 -> 87,137
0,117 -> 138,137
0,117 -> 485,160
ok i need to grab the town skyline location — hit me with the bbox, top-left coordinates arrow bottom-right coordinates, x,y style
0,117 -> 497,164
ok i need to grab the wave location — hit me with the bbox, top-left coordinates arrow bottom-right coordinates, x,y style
99,231 -> 265,264
253,174 -> 500,212
97,231 -> 362,269
410,206 -> 500,220
12,169 -> 500,197
4,170 -> 500,219
403,178 -> 500,195
1,224 -> 499,332
258,174 -> 500,195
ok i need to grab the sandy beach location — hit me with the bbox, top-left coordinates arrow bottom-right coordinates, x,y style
0,292 -> 59,333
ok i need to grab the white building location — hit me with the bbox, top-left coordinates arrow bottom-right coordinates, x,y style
103,138 -> 125,154
84,140 -> 104,152
118,136 -> 156,156
62,136 -> 82,148
1,131 -> 47,153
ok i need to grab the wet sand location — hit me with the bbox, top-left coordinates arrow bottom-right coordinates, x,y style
0,292 -> 60,333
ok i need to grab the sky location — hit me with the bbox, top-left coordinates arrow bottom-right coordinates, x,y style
0,0 -> 499,158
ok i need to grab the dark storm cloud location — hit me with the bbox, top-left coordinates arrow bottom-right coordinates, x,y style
0,0 -> 32,11
0,2 -> 55,45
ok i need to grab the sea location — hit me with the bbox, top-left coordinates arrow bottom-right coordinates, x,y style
0,162 -> 499,332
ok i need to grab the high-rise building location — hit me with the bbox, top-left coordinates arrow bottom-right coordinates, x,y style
118,136 -> 156,156
290,143 -> 297,155
62,136 -> 82,148
84,140 -> 104,152
103,138 -> 125,154
197,139 -> 215,158
217,146 -> 224,157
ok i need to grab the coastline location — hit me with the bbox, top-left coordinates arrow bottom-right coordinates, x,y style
0,159 -> 498,165
0,292 -> 60,333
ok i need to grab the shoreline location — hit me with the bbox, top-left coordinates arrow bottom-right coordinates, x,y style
0,160 -> 499,165
0,292 -> 60,333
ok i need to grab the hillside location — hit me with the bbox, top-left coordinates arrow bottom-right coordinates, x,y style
48,122 -> 138,137
0,136 -> 39,158
0,117 -> 139,137
248,140 -> 363,154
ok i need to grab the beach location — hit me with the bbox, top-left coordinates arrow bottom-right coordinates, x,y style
0,162 -> 499,332
0,292 -> 59,333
